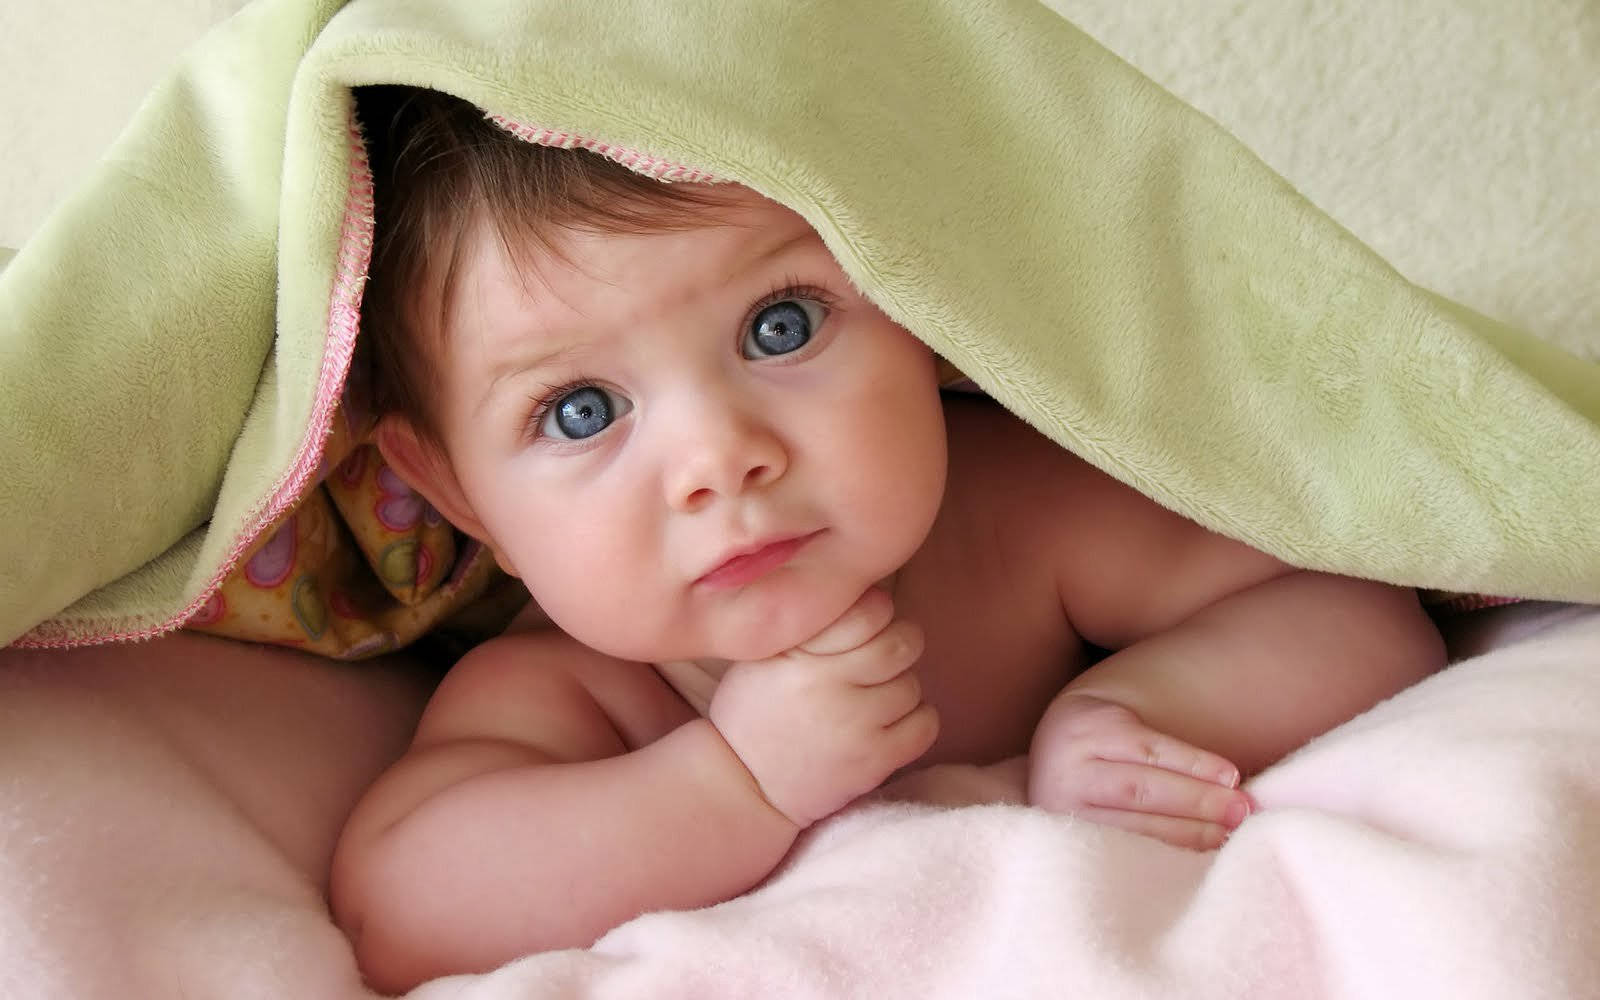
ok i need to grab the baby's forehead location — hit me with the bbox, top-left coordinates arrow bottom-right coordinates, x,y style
457,190 -> 820,301
429,191 -> 828,354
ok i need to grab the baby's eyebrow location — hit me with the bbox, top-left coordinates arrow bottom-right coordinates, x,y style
474,342 -> 583,417
745,227 -> 817,270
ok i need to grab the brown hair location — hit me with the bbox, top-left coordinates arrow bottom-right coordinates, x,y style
354,85 -> 727,441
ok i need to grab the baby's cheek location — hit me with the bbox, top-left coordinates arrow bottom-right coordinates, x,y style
867,430 -> 947,556
520,553 -> 666,659
515,541 -> 601,622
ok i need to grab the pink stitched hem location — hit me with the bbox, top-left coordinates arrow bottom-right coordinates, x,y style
13,108 -> 378,650
486,114 -> 724,184
1429,593 -> 1527,615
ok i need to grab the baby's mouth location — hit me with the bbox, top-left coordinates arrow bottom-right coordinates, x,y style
694,530 -> 823,590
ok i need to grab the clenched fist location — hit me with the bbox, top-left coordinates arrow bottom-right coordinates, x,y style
709,588 -> 940,826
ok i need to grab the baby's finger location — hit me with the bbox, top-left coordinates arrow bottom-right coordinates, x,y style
1075,760 -> 1252,829
859,668 -> 925,725
881,702 -> 941,764
797,587 -> 895,656
1071,805 -> 1234,852
1094,729 -> 1240,789
841,620 -> 925,685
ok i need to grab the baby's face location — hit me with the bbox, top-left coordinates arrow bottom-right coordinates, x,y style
425,186 -> 948,663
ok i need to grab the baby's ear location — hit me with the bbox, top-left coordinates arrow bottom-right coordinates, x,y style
373,415 -> 494,547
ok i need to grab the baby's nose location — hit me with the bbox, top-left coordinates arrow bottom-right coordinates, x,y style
665,406 -> 788,512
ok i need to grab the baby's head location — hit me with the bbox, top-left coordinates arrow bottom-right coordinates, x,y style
359,87 -> 948,663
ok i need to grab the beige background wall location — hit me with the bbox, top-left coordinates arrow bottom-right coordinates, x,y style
0,1 -> 249,251
1054,0 -> 1599,360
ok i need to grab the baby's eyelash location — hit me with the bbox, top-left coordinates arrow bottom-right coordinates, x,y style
749,278 -> 838,316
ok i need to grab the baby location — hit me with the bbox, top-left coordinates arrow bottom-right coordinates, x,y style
331,87 -> 1446,993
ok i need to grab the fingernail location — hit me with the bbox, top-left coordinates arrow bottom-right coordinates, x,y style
1223,798 -> 1250,828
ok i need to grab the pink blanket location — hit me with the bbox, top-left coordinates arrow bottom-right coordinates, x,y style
3,605 -> 1598,999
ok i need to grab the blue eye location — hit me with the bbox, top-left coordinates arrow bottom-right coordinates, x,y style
743,299 -> 825,358
541,385 -> 632,440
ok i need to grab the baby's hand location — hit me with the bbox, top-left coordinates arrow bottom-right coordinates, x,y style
709,588 -> 939,827
1028,693 -> 1251,850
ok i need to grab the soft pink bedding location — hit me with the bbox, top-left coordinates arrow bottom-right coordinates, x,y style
4,606 -> 1597,999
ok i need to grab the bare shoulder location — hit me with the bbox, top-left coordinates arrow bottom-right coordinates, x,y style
415,627 -> 696,756
940,395 -> 1288,647
941,395 -> 1086,474
939,394 -> 1102,541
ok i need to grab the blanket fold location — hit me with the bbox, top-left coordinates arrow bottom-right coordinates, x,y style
3,0 -> 1598,647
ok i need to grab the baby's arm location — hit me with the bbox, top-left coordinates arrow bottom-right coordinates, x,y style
1028,463 -> 1445,848
329,631 -> 791,992
331,589 -> 932,993
1033,571 -> 1444,846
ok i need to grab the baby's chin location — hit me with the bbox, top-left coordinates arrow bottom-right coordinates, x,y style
558,609 -> 824,665
557,568 -> 893,665
697,583 -> 878,663
617,595 -> 860,665
581,627 -> 812,667
701,628 -> 814,665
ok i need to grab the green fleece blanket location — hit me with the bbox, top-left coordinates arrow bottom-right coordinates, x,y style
3,0 -> 1598,648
